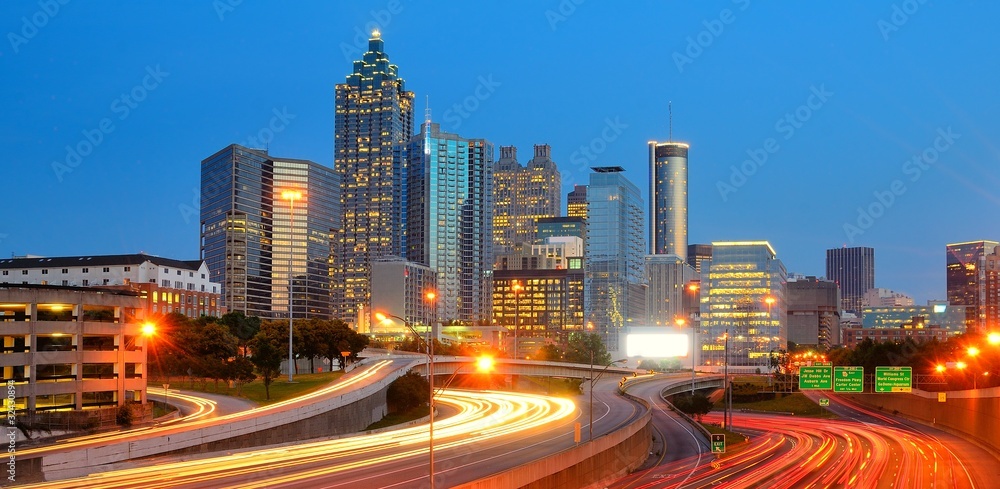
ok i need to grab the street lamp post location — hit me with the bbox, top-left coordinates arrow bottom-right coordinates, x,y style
588,352 -> 627,441
281,189 -> 301,383
724,329 -> 730,429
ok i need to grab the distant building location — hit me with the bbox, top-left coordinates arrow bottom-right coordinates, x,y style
369,257 -> 437,334
492,145 -> 561,254
826,246 -> 875,314
842,323 -> 951,349
2,284 -> 151,419
201,144 -> 338,320
861,301 -> 967,334
0,253 -> 222,318
645,254 -> 695,327
648,141 -> 689,260
946,240 -> 999,332
687,244 -> 712,276
787,276 -> 841,350
700,241 -> 787,371
985,248 -> 1000,331
333,31 -> 414,322
403,122 -> 493,323
567,184 -> 588,221
495,237 -> 584,271
861,288 -> 913,307
585,167 -> 646,356
536,216 -> 586,245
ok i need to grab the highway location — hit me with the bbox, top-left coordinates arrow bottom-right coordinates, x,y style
612,378 -> 998,488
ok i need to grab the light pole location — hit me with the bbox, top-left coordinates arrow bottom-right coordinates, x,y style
724,329 -> 730,429
511,280 -> 523,359
588,351 -> 627,441
375,312 -> 490,489
281,189 -> 301,383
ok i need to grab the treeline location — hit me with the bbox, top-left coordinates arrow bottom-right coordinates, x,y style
148,312 -> 368,399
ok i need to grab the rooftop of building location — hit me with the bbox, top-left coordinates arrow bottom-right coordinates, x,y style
0,253 -> 204,271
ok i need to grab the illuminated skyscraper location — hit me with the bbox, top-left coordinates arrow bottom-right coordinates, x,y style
333,31 -> 415,322
585,166 -> 645,354
700,241 -> 786,370
947,240 -> 999,331
492,144 -> 561,253
201,144 -> 339,319
825,246 -> 875,314
567,184 -> 588,220
649,141 -> 689,260
404,122 -> 494,323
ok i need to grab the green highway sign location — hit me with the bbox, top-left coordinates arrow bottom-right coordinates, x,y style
833,366 -> 865,393
875,366 -> 912,393
711,433 -> 725,454
819,398 -> 830,407
799,365 -> 833,390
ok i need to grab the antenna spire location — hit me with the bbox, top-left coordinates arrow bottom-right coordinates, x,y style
668,101 -> 673,142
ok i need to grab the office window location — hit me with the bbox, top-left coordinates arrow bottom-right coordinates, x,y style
82,279 -> 89,286
124,266 -> 131,272
103,267 -> 110,273
82,268 -> 89,273
61,269 -> 68,274
42,269 -> 48,275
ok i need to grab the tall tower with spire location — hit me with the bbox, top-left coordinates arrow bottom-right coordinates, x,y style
648,104 -> 689,260
333,31 -> 415,322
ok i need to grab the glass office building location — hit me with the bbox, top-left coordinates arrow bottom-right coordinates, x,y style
700,241 -> 787,370
825,246 -> 875,314
862,301 -> 966,333
946,240 -> 998,331
403,122 -> 493,323
201,145 -> 338,319
648,141 -> 689,260
334,31 -> 415,322
585,166 -> 645,354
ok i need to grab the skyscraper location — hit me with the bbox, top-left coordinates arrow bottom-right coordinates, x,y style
786,276 -> 840,350
567,184 -> 588,220
825,246 -> 875,314
645,254 -> 695,327
649,141 -> 689,260
947,240 -> 999,331
201,144 -> 339,319
492,144 -> 561,253
700,241 -> 787,369
687,243 -> 713,276
404,122 -> 494,323
333,31 -> 415,322
585,166 -> 645,355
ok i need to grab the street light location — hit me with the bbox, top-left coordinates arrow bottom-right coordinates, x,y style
281,189 -> 302,383
588,353 -> 627,441
988,332 -> 1000,346
511,281 -> 523,359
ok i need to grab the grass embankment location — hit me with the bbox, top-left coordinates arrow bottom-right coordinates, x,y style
365,406 -> 430,431
731,393 -> 837,418
151,371 -> 345,405
515,376 -> 583,396
701,423 -> 750,456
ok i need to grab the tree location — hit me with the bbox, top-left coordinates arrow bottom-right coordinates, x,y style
564,332 -> 611,365
315,319 -> 368,370
227,356 -> 257,395
193,322 -> 239,390
386,371 -> 429,413
535,344 -> 563,362
673,393 -> 713,421
294,319 -> 323,373
249,326 -> 284,401
220,312 -> 260,359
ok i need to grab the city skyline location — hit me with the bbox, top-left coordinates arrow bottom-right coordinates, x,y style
4,2 -> 1000,305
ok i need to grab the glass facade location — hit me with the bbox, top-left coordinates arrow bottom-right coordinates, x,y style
567,184 -> 588,220
334,31 -> 415,322
200,145 -> 338,319
585,167 -> 645,354
648,142 -> 689,260
700,241 -> 787,369
403,122 -> 493,323
946,240 -> 998,331
862,302 -> 968,333
825,246 -> 875,314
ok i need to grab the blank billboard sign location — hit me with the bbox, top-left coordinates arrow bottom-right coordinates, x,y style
625,333 -> 690,358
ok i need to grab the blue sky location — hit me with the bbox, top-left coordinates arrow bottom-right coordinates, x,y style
2,1 -> 998,304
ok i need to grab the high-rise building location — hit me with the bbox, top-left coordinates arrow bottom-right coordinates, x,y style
985,248 -> 1000,330
947,241 -> 999,332
536,216 -> 586,244
333,31 -> 414,322
645,254 -> 695,327
492,145 -> 561,253
585,166 -> 646,355
687,243 -> 713,276
825,246 -> 875,314
369,256 -> 437,333
861,288 -> 914,307
201,145 -> 339,319
700,241 -> 786,370
648,141 -> 689,260
787,276 -> 841,350
403,122 -> 493,323
567,184 -> 588,220
861,301 -> 966,333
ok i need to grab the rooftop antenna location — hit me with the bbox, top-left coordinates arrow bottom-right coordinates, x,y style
668,101 -> 673,142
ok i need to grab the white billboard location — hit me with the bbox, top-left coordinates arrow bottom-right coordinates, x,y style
625,333 -> 690,358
